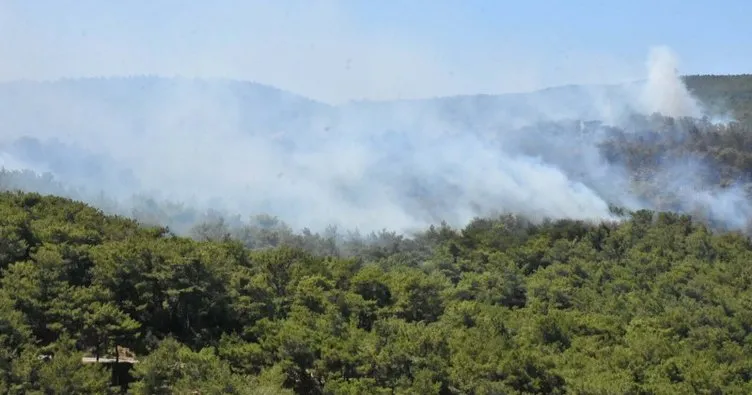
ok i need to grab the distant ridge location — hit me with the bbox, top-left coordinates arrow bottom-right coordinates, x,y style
0,74 -> 751,136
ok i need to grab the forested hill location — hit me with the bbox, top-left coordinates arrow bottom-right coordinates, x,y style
2,74 -> 752,393
683,74 -> 752,123
2,191 -> 752,393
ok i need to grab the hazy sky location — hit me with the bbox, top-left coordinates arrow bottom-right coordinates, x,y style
0,0 -> 749,103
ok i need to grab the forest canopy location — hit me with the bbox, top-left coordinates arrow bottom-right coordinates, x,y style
1,189 -> 752,394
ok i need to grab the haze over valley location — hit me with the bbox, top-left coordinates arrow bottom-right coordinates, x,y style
1,46 -> 751,235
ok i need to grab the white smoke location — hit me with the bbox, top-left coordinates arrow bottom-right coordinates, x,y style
640,46 -> 703,118
0,11 -> 743,235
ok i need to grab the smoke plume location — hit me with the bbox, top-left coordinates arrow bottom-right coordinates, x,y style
0,39 -> 745,235
641,46 -> 703,118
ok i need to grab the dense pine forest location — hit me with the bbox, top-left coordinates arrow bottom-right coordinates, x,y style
3,191 -> 752,394
684,74 -> 752,124
3,74 -> 752,394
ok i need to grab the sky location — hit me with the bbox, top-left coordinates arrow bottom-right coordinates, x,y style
0,0 -> 750,103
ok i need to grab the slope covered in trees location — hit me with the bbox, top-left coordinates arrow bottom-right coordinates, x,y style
3,109 -> 752,234
2,191 -> 752,394
2,74 -> 752,393
684,74 -> 752,124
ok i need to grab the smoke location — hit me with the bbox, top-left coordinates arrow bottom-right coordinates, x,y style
641,46 -> 703,118
0,2 -> 745,235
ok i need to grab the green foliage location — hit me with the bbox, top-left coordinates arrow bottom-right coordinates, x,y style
685,74 -> 752,124
2,190 -> 752,393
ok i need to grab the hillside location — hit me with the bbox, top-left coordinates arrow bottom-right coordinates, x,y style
347,74 -> 752,126
684,74 -> 752,123
2,74 -> 752,393
1,191 -> 752,393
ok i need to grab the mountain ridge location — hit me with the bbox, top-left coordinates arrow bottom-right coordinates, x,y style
4,73 -> 751,109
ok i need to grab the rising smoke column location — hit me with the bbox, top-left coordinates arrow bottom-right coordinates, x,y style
640,46 -> 703,118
